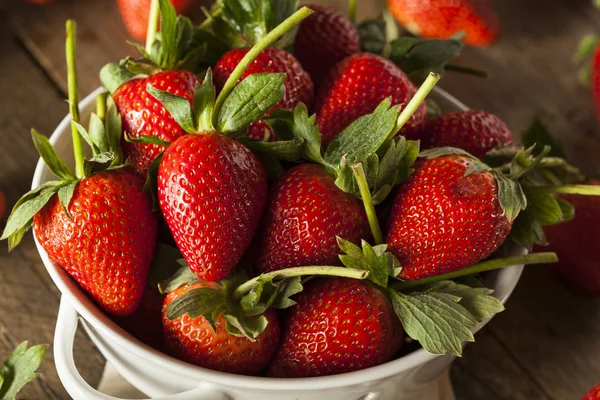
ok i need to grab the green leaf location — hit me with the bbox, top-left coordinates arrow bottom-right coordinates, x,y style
120,56 -> 163,76
106,96 -> 124,165
145,152 -> 164,211
156,0 -> 179,68
88,113 -> 109,154
57,182 -> 78,218
270,0 -> 298,29
164,286 -> 225,325
419,146 -> 475,159
124,133 -> 171,146
1,189 -> 59,242
325,99 -> 399,167
556,198 -> 575,222
337,238 -> 400,287
332,157 -> 355,194
148,244 -> 187,289
389,288 -> 476,356
31,129 -> 73,180
493,172 -> 527,222
147,84 -> 196,133
372,137 -> 419,204
222,313 -> 268,339
357,18 -> 387,54
239,274 -> 303,315
525,189 -> 565,225
291,103 -> 324,164
83,152 -> 115,176
216,73 -> 286,133
158,263 -> 200,294
520,118 -> 565,158
72,121 -> 99,155
573,34 -> 599,63
0,342 -> 47,400
99,63 -> 136,94
237,137 -> 304,162
193,70 -> 216,132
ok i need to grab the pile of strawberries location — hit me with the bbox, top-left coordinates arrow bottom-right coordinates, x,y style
4,0 -> 599,379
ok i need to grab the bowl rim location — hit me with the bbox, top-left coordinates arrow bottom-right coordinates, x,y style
34,87 -> 523,391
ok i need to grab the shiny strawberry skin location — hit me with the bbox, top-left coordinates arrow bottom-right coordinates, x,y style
117,0 -> 195,42
421,110 -> 512,157
114,287 -> 165,351
294,4 -> 360,87
592,44 -> 600,126
267,278 -> 403,378
113,70 -> 201,176
162,282 -> 280,375
538,180 -> 600,295
583,383 -> 600,400
256,164 -> 370,274
386,0 -> 500,46
214,48 -> 314,111
33,170 -> 158,316
315,53 -> 426,147
386,155 -> 512,280
158,133 -> 267,281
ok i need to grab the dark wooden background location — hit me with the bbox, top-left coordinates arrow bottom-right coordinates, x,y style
0,0 -> 599,399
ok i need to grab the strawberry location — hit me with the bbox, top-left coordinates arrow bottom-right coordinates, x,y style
113,70 -> 201,176
113,287 -> 165,350
162,281 -> 281,375
116,0 -> 195,42
385,154 -> 512,280
583,383 -> 600,400
386,0 -> 500,47
293,4 -> 360,87
539,180 -> 600,295
314,53 -> 426,147
256,163 -> 370,274
421,110 -> 512,157
267,278 -> 403,378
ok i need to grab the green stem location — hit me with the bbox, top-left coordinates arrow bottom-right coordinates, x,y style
96,92 -> 107,121
351,164 -> 384,245
388,72 -> 440,141
199,8 -> 222,30
145,0 -> 160,53
390,252 -> 558,291
348,0 -> 357,23
212,7 -> 314,123
444,64 -> 488,78
66,20 -> 84,179
233,266 -> 369,299
534,185 -> 600,196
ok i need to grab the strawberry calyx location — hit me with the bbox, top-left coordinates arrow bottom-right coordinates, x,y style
1,21 -> 128,250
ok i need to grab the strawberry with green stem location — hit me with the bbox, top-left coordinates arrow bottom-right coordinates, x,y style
1,21 -> 158,316
147,7 -> 315,282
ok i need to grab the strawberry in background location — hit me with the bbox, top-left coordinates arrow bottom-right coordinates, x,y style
386,0 -> 500,46
117,0 -> 196,41
574,35 -> 600,126
583,383 -> 600,400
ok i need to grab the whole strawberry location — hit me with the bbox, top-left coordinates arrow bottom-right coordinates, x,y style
315,53 -> 426,147
256,163 -> 370,273
113,70 -> 201,176
421,110 -> 512,157
583,383 -> 600,400
386,0 -> 500,46
293,4 -> 360,87
117,0 -> 195,42
540,180 -> 600,295
386,154 -> 512,280
162,282 -> 280,375
267,278 -> 403,377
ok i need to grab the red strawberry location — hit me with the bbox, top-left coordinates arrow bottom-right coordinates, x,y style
385,155 -> 512,280
315,53 -> 426,147
256,163 -> 370,274
114,287 -> 165,350
539,180 -> 600,295
583,383 -> 600,400
592,44 -> 600,126
214,48 -> 314,111
267,278 -> 403,377
34,170 -> 158,316
421,110 -> 512,157
386,0 -> 500,47
246,120 -> 277,142
158,133 -> 267,281
117,0 -> 196,42
162,282 -> 280,375
293,4 -> 360,87
112,70 -> 201,176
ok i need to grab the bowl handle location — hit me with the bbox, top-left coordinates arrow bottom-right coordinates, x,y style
54,297 -> 230,400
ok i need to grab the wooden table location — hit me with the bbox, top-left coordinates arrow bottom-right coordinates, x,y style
0,0 -> 599,398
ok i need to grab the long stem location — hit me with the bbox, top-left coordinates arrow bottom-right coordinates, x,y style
533,185 -> 600,195
352,164 -> 384,245
145,0 -> 161,53
66,20 -> 84,179
444,64 -> 488,78
96,92 -> 107,121
388,72 -> 440,140
233,266 -> 369,299
348,0 -> 357,23
212,7 -> 314,122
390,252 -> 558,292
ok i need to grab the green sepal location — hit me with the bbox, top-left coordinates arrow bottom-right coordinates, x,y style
88,114 -> 110,154
83,152 -> 115,176
31,129 -> 74,180
147,244 -> 186,289
154,0 -> 179,69
147,84 -> 196,133
238,137 -> 304,162
106,95 -> 124,165
357,18 -> 387,54
57,182 -> 78,218
157,262 -> 200,294
493,172 -> 527,222
99,63 -> 136,94
521,118 -> 565,158
337,237 -> 401,287
0,341 -> 47,400
419,146 -> 476,159
290,103 -> 324,164
194,70 -> 216,132
240,274 -> 303,315
216,73 -> 286,133
145,153 -> 164,211
124,133 -> 172,147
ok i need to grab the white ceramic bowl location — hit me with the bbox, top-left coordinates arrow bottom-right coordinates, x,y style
35,87 -> 525,400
